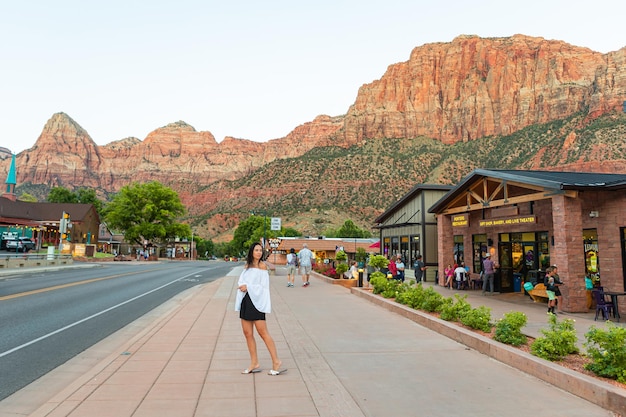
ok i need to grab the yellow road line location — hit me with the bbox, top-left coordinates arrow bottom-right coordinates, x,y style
0,267 -> 163,301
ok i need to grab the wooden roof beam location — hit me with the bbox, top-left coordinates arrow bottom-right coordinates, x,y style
441,189 -> 578,215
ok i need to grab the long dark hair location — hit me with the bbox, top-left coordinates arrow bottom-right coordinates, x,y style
246,242 -> 262,267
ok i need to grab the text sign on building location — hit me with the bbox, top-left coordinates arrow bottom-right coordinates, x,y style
270,217 -> 281,231
452,214 -> 469,227
479,215 -> 536,228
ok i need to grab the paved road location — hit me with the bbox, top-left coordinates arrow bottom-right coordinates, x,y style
0,261 -> 233,400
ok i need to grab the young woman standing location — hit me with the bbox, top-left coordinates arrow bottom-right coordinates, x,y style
235,242 -> 284,375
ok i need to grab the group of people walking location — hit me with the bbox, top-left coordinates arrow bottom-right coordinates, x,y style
285,243 -> 313,287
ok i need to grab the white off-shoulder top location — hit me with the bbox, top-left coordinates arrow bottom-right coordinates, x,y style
235,267 -> 271,313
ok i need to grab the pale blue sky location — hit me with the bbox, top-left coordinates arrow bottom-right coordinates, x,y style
1,0 -> 624,154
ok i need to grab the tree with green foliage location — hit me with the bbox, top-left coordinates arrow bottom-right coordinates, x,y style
335,250 -> 348,262
213,242 -> 235,258
325,220 -> 372,238
231,215 -> 301,256
75,188 -> 104,214
47,186 -> 104,216
232,215 -> 265,256
282,227 -> 301,237
18,192 -> 38,202
355,247 -> 368,264
103,181 -> 191,246
195,237 -> 215,258
368,254 -> 389,271
48,186 -> 78,203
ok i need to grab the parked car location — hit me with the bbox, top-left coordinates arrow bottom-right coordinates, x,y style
5,237 -> 35,252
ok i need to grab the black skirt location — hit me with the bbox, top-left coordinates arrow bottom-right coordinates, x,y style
240,293 -> 266,321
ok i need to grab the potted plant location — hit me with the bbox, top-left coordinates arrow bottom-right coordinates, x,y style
355,247 -> 367,268
336,262 -> 349,279
368,254 -> 389,272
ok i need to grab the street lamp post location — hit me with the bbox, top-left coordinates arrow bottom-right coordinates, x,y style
263,211 -> 267,260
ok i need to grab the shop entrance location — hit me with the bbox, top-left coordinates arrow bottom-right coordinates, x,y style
499,232 -> 550,291
410,235 -> 420,268
497,242 -> 514,292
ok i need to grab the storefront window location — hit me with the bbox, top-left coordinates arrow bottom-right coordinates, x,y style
583,229 -> 600,286
391,236 -> 399,257
410,235 -> 420,265
400,236 -> 409,262
453,235 -> 464,266
383,237 -> 391,257
472,234 -> 487,273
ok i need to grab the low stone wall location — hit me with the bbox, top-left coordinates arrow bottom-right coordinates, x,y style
312,271 -> 358,288
0,254 -> 73,269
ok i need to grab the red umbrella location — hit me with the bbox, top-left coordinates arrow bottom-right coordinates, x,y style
369,241 -> 380,249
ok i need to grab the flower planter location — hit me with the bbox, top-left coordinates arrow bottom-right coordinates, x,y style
336,279 -> 358,288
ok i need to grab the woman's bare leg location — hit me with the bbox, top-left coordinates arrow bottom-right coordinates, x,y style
241,319 -> 260,371
254,320 -> 281,371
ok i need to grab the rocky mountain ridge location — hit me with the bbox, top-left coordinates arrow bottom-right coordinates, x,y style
5,34 -> 626,239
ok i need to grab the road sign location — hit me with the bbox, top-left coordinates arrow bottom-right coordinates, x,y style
270,217 -> 281,231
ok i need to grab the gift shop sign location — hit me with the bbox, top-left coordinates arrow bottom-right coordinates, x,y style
479,215 -> 536,228
452,214 -> 469,227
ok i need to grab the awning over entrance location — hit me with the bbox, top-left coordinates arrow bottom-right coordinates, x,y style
429,169 -> 626,215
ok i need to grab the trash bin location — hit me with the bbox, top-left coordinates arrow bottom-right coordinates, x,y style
513,273 -> 522,292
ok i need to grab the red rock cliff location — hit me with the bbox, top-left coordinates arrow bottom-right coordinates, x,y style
6,35 -> 626,199
342,34 -> 626,144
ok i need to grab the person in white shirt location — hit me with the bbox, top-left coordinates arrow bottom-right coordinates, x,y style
298,243 -> 314,287
235,242 -> 284,375
454,263 -> 468,290
396,256 -> 406,282
347,261 -> 359,279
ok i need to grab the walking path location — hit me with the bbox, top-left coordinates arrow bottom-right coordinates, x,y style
1,264 -> 623,417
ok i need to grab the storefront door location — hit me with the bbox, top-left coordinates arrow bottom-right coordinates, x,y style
498,242 -> 513,293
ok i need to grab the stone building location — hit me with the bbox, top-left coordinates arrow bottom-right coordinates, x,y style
429,169 -> 626,313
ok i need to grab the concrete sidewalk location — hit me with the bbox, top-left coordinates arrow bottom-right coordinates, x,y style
3,266 -> 622,417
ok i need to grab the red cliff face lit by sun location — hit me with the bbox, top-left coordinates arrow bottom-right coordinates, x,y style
342,34 -> 626,144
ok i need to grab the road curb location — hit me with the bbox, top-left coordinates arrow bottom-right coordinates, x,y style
350,287 -> 626,416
